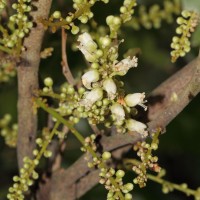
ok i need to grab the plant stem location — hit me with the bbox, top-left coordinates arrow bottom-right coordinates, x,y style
147,174 -> 196,196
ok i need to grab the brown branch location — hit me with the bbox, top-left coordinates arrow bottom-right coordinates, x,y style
147,56 -> 200,133
40,56 -> 200,200
17,0 -> 52,168
61,28 -> 76,85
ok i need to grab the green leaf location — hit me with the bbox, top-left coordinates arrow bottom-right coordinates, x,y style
182,0 -> 200,13
191,25 -> 200,47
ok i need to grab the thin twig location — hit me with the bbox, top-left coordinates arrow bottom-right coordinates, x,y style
61,28 -> 76,85
89,124 -> 101,135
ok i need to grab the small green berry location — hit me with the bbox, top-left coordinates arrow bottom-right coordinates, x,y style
44,77 -> 53,87
53,11 -> 61,19
116,169 -> 125,178
102,151 -> 111,160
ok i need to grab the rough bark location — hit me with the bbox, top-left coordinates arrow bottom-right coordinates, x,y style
17,0 -> 52,168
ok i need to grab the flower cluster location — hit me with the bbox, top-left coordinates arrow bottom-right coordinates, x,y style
46,0 -> 109,35
0,114 -> 18,147
120,0 -> 137,23
7,156 -> 39,200
0,0 -> 6,10
81,137 -> 134,200
126,0 -> 181,30
40,31 -> 148,137
1,0 -> 33,51
77,32 -> 148,137
171,10 -> 199,62
132,131 -> 161,188
106,0 -> 137,38
0,54 -> 16,82
7,122 -> 60,199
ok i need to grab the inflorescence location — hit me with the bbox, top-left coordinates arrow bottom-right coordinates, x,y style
171,10 -> 200,62
0,114 -> 18,148
0,0 -> 33,54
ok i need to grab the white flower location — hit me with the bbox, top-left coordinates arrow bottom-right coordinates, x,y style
77,32 -> 98,62
110,103 -> 125,122
82,70 -> 99,89
126,119 -> 148,138
80,88 -> 103,108
103,78 -> 117,99
113,56 -> 138,76
124,92 -> 147,110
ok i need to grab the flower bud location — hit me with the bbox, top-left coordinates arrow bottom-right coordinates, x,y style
44,77 -> 53,87
124,92 -> 147,110
102,151 -> 111,160
113,56 -> 138,76
103,78 -> 117,99
110,103 -> 125,122
126,119 -> 148,137
77,32 -> 98,62
82,69 -> 99,89
80,88 -> 103,108
116,169 -> 125,178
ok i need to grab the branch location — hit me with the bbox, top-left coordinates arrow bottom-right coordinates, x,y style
147,56 -> 200,133
61,28 -> 76,85
43,56 -> 200,200
17,0 -> 52,168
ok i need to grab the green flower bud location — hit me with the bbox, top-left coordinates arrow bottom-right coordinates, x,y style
102,151 -> 111,160
52,11 -> 61,19
44,77 -> 53,87
116,169 -> 125,178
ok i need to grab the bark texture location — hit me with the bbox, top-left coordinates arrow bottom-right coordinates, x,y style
17,0 -> 52,168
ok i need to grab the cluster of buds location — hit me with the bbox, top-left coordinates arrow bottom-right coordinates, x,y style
49,0 -> 109,35
2,0 -> 33,49
132,132 -> 161,188
0,55 -> 17,82
83,149 -> 134,200
81,134 -> 97,154
170,10 -> 199,62
127,0 -> 181,30
7,129 -> 57,199
120,0 -> 137,23
99,153 -> 134,200
7,156 -> 39,200
0,114 -> 18,147
0,0 -> 6,10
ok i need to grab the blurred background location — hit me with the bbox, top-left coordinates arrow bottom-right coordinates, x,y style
0,0 -> 200,199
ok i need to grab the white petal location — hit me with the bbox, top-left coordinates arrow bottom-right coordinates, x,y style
80,88 -> 103,108
82,70 -> 99,89
125,92 -> 147,110
103,78 -> 117,99
110,103 -> 125,122
126,119 -> 148,137
113,56 -> 138,76
77,32 -> 97,51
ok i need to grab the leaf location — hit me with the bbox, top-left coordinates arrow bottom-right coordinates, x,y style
191,25 -> 200,47
182,0 -> 200,13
